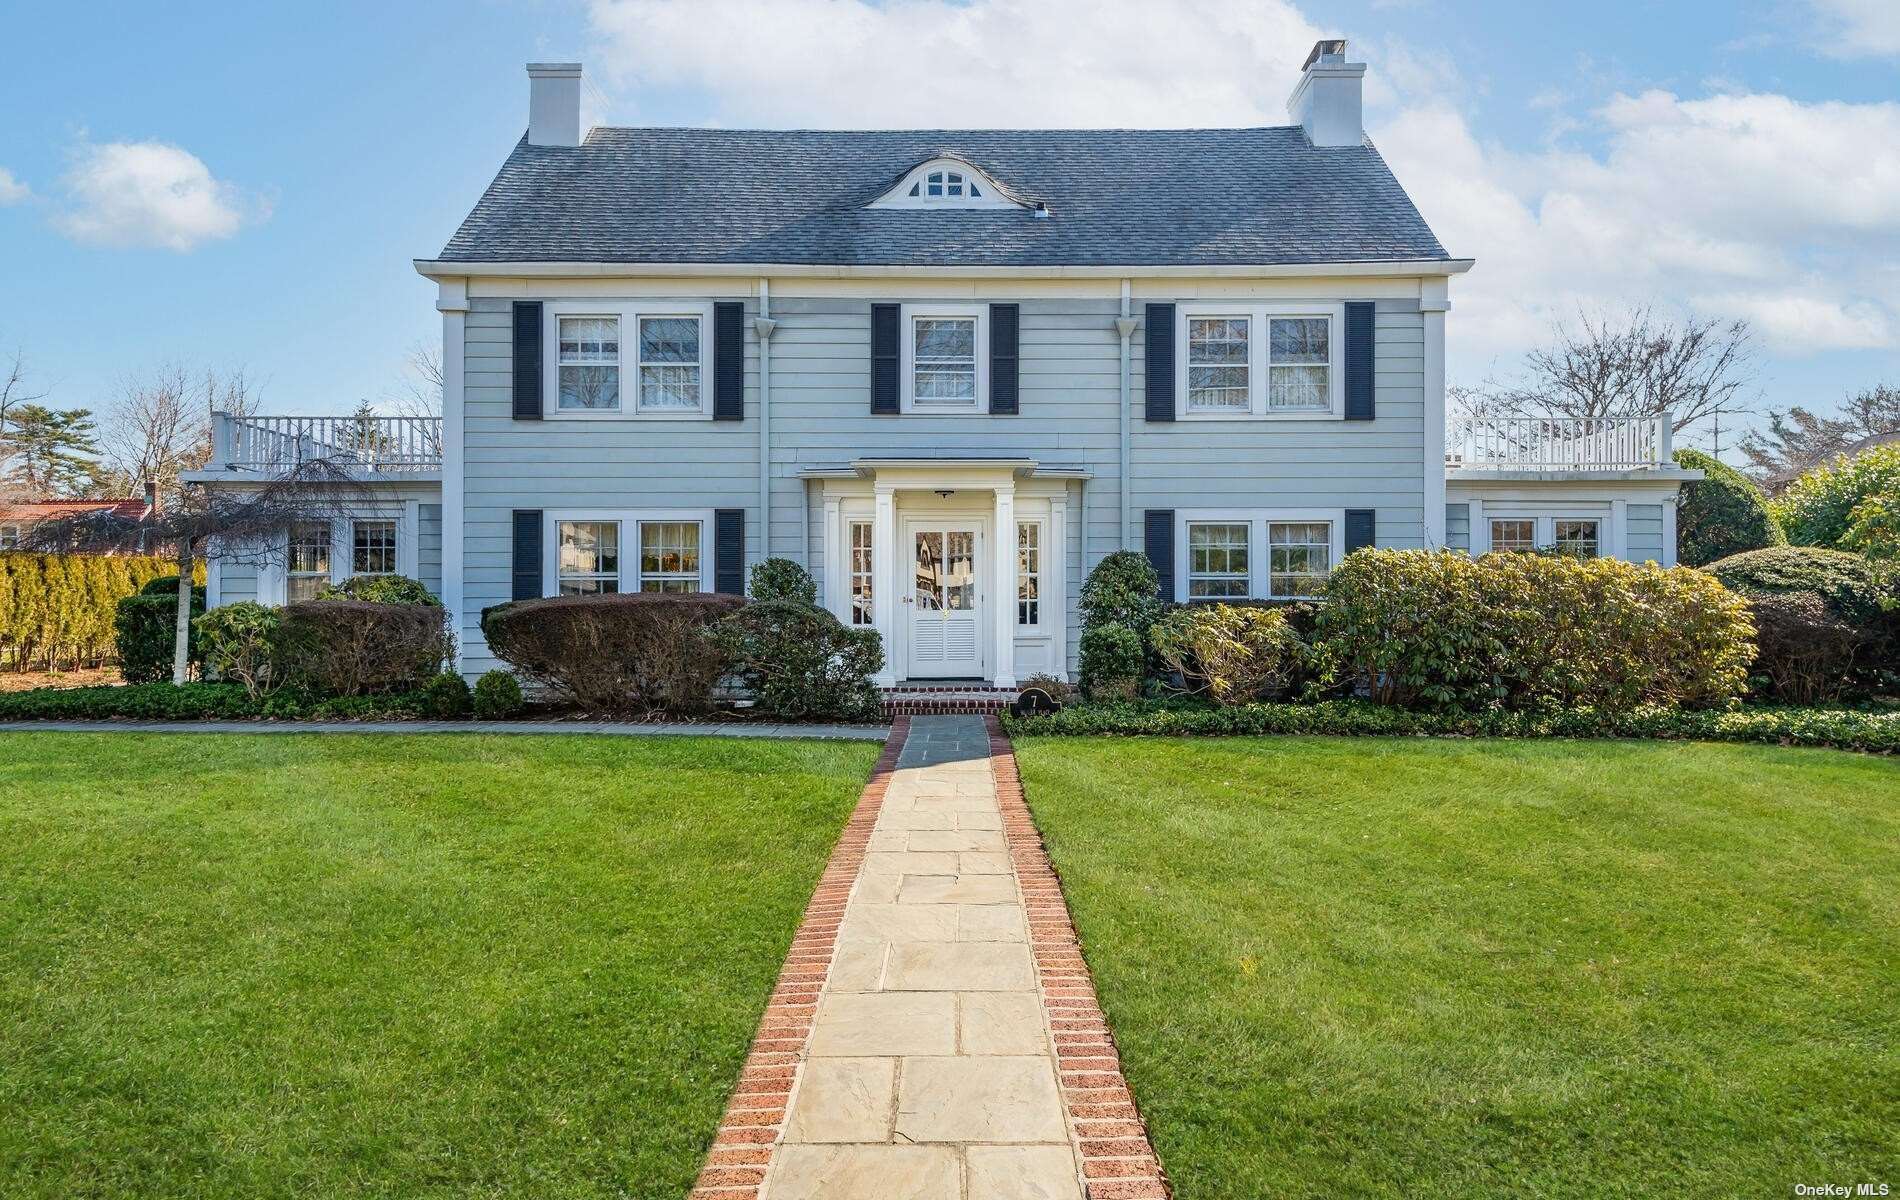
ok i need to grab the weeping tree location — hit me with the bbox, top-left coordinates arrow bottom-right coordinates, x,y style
20,460 -> 373,685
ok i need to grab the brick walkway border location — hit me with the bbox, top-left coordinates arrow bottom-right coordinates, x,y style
987,715 -> 1173,1200
691,716 -> 910,1200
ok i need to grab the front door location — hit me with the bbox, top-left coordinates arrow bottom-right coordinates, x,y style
906,524 -> 984,678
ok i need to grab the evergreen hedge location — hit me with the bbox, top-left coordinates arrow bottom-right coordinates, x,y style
1775,443 -> 1900,548
1672,448 -> 1784,566
0,552 -> 187,672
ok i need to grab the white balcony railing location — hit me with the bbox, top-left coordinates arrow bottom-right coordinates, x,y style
213,412 -> 442,475
1447,414 -> 1672,472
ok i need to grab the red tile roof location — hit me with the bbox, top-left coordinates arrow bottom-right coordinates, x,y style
0,498 -> 149,522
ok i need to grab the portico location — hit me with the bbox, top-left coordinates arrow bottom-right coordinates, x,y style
808,459 -> 1081,689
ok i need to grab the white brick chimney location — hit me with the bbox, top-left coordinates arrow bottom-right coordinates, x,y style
1287,39 -> 1366,148
527,62 -> 582,147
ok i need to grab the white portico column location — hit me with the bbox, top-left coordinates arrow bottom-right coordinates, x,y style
992,484 -> 1017,689
872,485 -> 898,686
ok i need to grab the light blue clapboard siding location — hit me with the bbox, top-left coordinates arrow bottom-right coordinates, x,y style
418,503 -> 443,596
219,561 -> 259,605
1445,502 -> 1470,551
1628,503 -> 1664,562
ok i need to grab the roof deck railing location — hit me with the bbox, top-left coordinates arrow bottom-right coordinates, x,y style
212,412 -> 442,475
1447,413 -> 1672,472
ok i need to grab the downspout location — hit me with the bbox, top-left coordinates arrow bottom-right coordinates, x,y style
755,278 -> 778,569
1114,279 -> 1138,550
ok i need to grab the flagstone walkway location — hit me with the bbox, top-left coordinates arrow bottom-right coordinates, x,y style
693,715 -> 1168,1200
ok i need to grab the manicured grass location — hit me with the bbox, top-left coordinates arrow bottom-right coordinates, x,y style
0,733 -> 878,1199
1016,737 -> 1899,1198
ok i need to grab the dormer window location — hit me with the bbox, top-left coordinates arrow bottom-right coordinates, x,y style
873,157 -> 1025,211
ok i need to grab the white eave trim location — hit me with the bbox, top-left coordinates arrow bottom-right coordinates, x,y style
414,258 -> 1476,280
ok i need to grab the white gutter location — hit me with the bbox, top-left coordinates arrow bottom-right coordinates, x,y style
1114,280 -> 1138,550
754,278 -> 777,574
415,258 -> 1476,281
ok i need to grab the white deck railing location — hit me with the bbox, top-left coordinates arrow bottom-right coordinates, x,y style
213,412 -> 442,474
1447,414 -> 1672,471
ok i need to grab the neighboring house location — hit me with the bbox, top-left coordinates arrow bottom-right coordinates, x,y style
0,497 -> 153,553
187,42 -> 1698,686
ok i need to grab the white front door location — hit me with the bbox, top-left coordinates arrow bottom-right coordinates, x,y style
906,523 -> 985,678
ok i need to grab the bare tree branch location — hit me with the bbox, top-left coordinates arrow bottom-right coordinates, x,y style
384,342 -> 444,456
0,346 -> 53,498
1740,384 -> 1900,483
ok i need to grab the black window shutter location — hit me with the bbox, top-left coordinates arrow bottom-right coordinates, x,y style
1345,508 -> 1376,555
1144,303 -> 1176,421
511,510 -> 543,600
1144,509 -> 1175,603
512,301 -> 543,420
989,303 -> 1019,414
870,303 -> 900,415
713,301 -> 745,421
1344,301 -> 1375,421
714,509 -> 745,595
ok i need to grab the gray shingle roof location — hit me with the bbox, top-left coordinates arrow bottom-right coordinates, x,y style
436,127 -> 1449,267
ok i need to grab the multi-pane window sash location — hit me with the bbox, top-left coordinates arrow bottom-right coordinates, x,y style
639,521 -> 701,592
352,520 -> 397,576
1489,519 -> 1537,554
1268,522 -> 1330,598
1267,318 -> 1331,412
287,522 -> 330,603
637,316 -> 701,412
1554,519 -> 1600,558
1017,522 -> 1041,626
913,318 -> 977,405
1187,523 -> 1250,598
0,523 -> 19,551
849,521 -> 874,626
558,521 -> 620,595
558,316 -> 621,410
1187,317 -> 1250,413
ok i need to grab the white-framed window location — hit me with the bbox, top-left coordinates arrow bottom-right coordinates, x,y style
870,158 -> 1023,210
910,169 -> 981,199
544,302 -> 713,419
1017,521 -> 1043,626
352,520 -> 397,575
1489,518 -> 1537,554
900,304 -> 989,412
286,522 -> 331,603
1176,303 -> 1344,419
1267,522 -> 1331,598
1187,523 -> 1251,598
0,522 -> 20,551
636,315 -> 702,412
849,520 -> 874,626
639,521 -> 702,592
558,521 -> 619,595
557,315 -> 621,411
1553,518 -> 1601,558
1186,317 -> 1251,414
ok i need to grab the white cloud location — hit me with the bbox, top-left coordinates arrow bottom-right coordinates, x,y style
0,168 -> 28,205
1805,0 -> 1900,58
54,140 -> 265,252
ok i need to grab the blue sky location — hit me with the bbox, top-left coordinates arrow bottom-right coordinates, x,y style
2,0 -> 1896,461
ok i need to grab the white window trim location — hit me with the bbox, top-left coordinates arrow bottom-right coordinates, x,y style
1174,509 -> 1346,603
541,300 -> 715,421
899,303 -> 990,414
0,522 -> 20,551
867,157 -> 1026,211
1174,302 -> 1346,421
539,509 -> 715,597
1484,514 -> 1604,557
1550,516 -> 1603,558
262,510 -> 415,605
847,518 -> 875,627
1015,518 -> 1045,628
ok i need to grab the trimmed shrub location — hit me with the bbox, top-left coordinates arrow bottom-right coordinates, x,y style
0,552 -> 180,672
1079,623 -> 1143,701
1320,549 -> 1755,712
419,670 -> 472,717
1673,448 -> 1784,566
279,600 -> 452,696
749,558 -> 819,606
472,669 -> 524,719
1705,546 -> 1895,699
0,681 -> 443,722
194,602 -> 290,698
1149,603 -> 1306,705
115,588 -> 207,683
1001,697 -> 1900,755
480,592 -> 744,714
1078,551 -> 1164,642
713,599 -> 883,720
316,573 -> 440,607
1017,672 -> 1075,705
1774,443 -> 1900,548
1746,592 -> 1868,704
1704,546 -> 1888,625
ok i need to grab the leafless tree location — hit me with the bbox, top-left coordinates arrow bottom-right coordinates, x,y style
385,342 -> 444,456
91,365 -> 263,500
1740,384 -> 1900,484
0,346 -> 52,497
1452,307 -> 1757,440
22,459 -> 376,685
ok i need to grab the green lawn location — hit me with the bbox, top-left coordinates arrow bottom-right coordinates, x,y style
1016,737 -> 1900,1199
0,733 -> 878,1199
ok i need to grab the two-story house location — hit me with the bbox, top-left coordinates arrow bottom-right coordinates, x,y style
189,43 -> 1699,690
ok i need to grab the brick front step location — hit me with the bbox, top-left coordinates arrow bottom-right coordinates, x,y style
878,685 -> 1019,717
